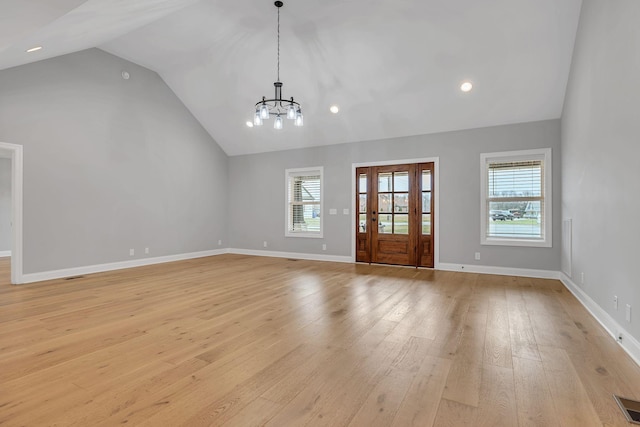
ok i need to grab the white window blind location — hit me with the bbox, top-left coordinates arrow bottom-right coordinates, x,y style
285,167 -> 323,237
481,149 -> 551,247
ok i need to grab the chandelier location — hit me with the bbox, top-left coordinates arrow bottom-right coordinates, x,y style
253,1 -> 303,129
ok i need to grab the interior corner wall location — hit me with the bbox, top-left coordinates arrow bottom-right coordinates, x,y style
0,158 -> 10,251
561,0 -> 640,340
228,119 -> 562,272
0,48 -> 228,274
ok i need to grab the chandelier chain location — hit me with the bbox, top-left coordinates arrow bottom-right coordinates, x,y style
277,5 -> 280,82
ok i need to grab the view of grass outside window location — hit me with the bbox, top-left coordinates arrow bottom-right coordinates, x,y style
286,167 -> 322,237
481,148 -> 551,246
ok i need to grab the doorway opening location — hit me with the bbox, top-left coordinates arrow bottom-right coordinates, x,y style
0,142 -> 23,285
353,159 -> 437,268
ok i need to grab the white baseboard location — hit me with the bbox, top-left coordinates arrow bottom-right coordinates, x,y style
0,250 -> 10,258
227,248 -> 352,264
560,273 -> 640,367
438,262 -> 560,279
21,249 -> 228,284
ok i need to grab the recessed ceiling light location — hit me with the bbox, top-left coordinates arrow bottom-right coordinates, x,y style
246,121 -> 254,128
329,105 -> 340,114
26,46 -> 43,53
460,81 -> 473,92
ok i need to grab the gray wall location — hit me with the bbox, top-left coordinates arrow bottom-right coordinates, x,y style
0,48 -> 228,274
229,119 -> 561,271
561,0 -> 640,339
0,158 -> 10,251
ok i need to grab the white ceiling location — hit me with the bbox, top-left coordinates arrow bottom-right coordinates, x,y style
1,0 -> 583,156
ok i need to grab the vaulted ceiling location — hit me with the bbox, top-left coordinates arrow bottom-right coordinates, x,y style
0,0 -> 583,155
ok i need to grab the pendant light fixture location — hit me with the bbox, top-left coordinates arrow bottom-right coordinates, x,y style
253,1 -> 303,129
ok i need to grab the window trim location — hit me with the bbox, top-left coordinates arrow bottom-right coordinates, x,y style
480,148 -> 552,247
285,166 -> 324,238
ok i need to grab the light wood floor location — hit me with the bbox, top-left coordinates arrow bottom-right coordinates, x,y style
1,255 -> 639,426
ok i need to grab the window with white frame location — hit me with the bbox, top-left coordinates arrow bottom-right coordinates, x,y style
480,148 -> 551,247
285,167 -> 323,238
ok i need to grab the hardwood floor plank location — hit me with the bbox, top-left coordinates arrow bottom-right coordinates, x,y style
474,364 -> 518,427
348,368 -> 415,427
220,397 -> 283,427
506,288 -> 541,362
432,398 -> 477,427
483,299 -> 513,368
263,339 -> 401,426
513,356 -> 560,427
539,345 -> 602,427
175,343 -> 319,426
391,355 -> 452,426
441,300 -> 487,407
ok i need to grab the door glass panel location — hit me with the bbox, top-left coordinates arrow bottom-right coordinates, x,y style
394,214 -> 409,234
378,194 -> 392,213
422,193 -> 431,213
378,214 -> 392,234
359,214 -> 367,232
422,214 -> 431,234
359,174 -> 367,193
359,194 -> 367,213
422,170 -> 431,191
394,172 -> 409,192
394,193 -> 409,212
378,173 -> 392,192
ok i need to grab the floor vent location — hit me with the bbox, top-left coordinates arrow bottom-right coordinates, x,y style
614,395 -> 640,424
287,259 -> 299,262
64,276 -> 85,280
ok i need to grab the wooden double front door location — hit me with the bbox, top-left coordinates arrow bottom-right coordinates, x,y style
356,163 -> 434,267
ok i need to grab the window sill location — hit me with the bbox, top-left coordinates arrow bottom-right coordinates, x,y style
285,232 -> 323,239
482,237 -> 551,248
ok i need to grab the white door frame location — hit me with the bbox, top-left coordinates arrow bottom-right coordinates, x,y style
0,142 -> 23,284
351,156 -> 440,269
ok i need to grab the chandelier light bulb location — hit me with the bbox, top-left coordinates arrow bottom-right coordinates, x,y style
274,114 -> 283,129
260,103 -> 269,119
294,110 -> 303,127
254,110 -> 263,126
287,103 -> 297,119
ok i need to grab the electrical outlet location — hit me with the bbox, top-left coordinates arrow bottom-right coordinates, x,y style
322,244 -> 327,251
129,248 -> 134,256
626,304 -> 632,323
263,241 -> 268,248
475,252 -> 480,260
614,295 -> 618,310
218,240 -> 222,246
581,272 -> 584,285
145,247 -> 149,254
343,208 -> 349,215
